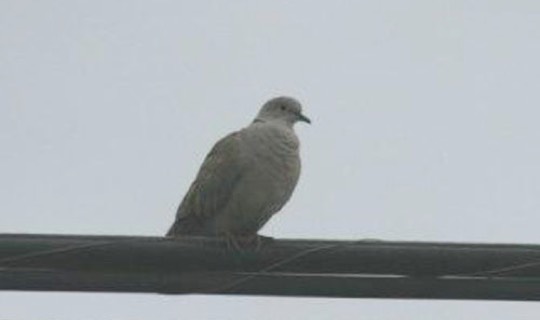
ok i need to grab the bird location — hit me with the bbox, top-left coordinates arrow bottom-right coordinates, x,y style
166,96 -> 310,247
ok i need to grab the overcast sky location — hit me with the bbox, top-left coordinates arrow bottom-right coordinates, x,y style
2,1 -> 540,319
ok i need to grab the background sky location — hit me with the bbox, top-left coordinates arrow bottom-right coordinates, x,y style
2,0 -> 540,319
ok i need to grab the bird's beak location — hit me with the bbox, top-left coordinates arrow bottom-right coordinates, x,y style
297,113 -> 311,124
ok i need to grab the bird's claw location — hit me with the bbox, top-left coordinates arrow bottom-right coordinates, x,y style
222,233 -> 274,252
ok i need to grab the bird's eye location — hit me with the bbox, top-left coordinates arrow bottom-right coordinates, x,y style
280,105 -> 286,111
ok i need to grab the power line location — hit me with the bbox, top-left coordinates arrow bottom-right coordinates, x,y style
1,233 -> 540,300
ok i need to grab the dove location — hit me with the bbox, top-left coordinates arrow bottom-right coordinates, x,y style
166,96 -> 310,246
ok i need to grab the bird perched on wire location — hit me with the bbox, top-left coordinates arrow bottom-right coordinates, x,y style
166,96 -> 310,248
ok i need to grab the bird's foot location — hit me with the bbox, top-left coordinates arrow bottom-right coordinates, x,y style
222,233 -> 274,252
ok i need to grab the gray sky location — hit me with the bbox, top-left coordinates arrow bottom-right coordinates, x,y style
2,0 -> 540,319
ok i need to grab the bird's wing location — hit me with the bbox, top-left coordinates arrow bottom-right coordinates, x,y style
167,131 -> 244,236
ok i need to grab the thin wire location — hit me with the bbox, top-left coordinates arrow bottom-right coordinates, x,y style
206,240 -> 368,294
452,258 -> 540,278
208,240 -> 540,294
0,239 -> 130,269
206,244 -> 338,293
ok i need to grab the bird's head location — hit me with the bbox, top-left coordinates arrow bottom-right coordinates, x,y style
255,96 -> 311,127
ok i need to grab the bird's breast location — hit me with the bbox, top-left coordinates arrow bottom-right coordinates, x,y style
213,125 -> 302,234
244,127 -> 300,193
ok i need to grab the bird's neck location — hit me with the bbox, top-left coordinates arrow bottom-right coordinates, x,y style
252,117 -> 294,129
245,120 -> 299,155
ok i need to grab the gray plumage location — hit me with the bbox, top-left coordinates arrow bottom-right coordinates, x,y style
166,96 -> 310,237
